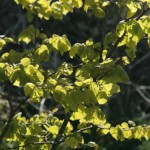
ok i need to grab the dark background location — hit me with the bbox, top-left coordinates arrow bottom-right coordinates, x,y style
0,1 -> 150,149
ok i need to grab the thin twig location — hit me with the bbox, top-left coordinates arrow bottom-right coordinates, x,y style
129,52 -> 150,70
7,122 -> 150,149
136,88 -> 150,103
39,98 -> 46,113
129,81 -> 150,103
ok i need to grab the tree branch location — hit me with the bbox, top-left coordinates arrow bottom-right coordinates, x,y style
51,112 -> 72,150
136,7 -> 150,21
107,7 -> 150,58
107,32 -> 126,58
0,98 -> 28,143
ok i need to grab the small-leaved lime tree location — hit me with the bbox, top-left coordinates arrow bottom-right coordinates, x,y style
0,0 -> 150,149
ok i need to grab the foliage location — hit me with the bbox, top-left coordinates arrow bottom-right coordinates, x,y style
0,0 -> 150,149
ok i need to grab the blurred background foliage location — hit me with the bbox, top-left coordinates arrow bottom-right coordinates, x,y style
0,0 -> 150,149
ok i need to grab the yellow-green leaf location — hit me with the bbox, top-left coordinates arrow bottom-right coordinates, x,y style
0,39 -> 6,50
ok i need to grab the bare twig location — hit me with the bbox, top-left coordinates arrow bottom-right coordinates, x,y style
129,82 -> 150,104
129,52 -> 150,70
39,98 -> 46,113
136,88 -> 150,103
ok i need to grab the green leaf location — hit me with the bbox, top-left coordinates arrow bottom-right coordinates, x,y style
24,83 -> 36,97
24,65 -> 44,84
24,83 -> 44,102
53,85 -> 67,102
122,56 -> 130,65
87,141 -> 99,149
49,34 -> 71,55
75,63 -> 94,81
72,0 -> 83,8
51,2 -> 63,19
74,44 -> 87,62
116,21 -> 126,37
0,52 -> 9,61
102,49 -> 108,60
121,122 -> 132,139
126,48 -> 136,61
93,6 -> 105,18
133,126 -> 144,139
69,43 -> 82,58
64,133 -> 84,149
138,17 -> 150,34
44,125 -> 59,135
75,78 -> 93,87
0,39 -> 6,50
3,37 -> 15,43
63,90 -> 81,111
36,0 -> 52,19
38,144 -> 52,150
65,137 -> 79,149
18,25 -> 38,44
104,32 -> 117,48
37,0 -> 50,8
126,1 -> 141,18
90,82 -> 108,105
34,44 -> 50,62
144,127 -> 150,140
102,1 -> 110,7
46,77 -> 57,93
110,126 -> 125,141
126,20 -> 144,46
103,83 -> 120,97
8,50 -> 22,63
63,2 -> 74,15
84,0 -> 99,12
4,65 -> 14,77
0,63 -> 9,81
100,123 -> 111,135
71,105 -> 106,126
10,67 -> 28,87
20,57 -> 31,67
58,62 -> 73,76
116,65 -> 129,83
